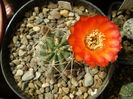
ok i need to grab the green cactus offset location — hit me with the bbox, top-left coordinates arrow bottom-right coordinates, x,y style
119,82 -> 133,99
123,18 -> 133,40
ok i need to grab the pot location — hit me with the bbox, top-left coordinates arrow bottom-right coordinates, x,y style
1,0 -> 114,99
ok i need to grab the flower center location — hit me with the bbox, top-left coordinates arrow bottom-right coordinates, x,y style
85,29 -> 105,50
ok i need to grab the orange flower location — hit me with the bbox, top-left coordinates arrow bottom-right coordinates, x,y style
68,15 -> 122,67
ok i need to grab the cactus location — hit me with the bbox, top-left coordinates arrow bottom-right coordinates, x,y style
38,27 -> 73,75
119,83 -> 133,99
123,18 -> 133,39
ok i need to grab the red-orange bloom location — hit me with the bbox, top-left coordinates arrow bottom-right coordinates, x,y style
68,15 -> 122,67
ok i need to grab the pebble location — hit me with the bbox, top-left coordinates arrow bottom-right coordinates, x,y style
42,83 -> 49,88
60,10 -> 69,17
38,94 -> 43,99
15,69 -> 23,76
79,87 -> 87,93
84,93 -> 88,98
40,87 -> 44,93
34,72 -> 41,80
91,89 -> 97,96
45,93 -> 54,99
17,64 -> 23,69
44,19 -> 49,24
76,89 -> 82,96
33,26 -> 40,32
58,1 -> 72,10
62,87 -> 69,94
69,93 -> 74,99
71,78 -> 78,87
34,7 -> 39,14
20,45 -> 26,50
22,68 -> 34,81
12,59 -> 20,65
83,72 -> 93,87
13,36 -> 18,44
28,82 -> 35,89
42,8 -> 49,14
36,89 -> 41,95
19,50 -> 26,57
90,68 -> 98,75
49,9 -> 61,19
98,71 -> 107,79
52,84 -> 58,94
69,12 -> 74,17
88,88 -> 93,95
36,18 -> 43,24
63,95 -> 70,99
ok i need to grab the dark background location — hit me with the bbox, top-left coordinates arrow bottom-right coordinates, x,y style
0,0 -> 123,98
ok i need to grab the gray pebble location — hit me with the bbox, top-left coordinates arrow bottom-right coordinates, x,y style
19,50 -> 26,57
15,69 -> 23,76
16,64 -> 23,69
71,78 -> 78,87
58,1 -> 72,10
22,68 -> 34,81
83,72 -> 93,87
33,26 -> 40,32
45,93 -> 54,99
49,9 -> 61,19
36,18 -> 43,24
38,94 -> 44,99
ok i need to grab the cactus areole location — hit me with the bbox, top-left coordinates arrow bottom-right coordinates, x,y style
68,15 -> 122,67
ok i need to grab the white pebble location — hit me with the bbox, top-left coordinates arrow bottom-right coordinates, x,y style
91,89 -> 97,96
42,83 -> 49,88
15,69 -> 23,76
33,26 -> 40,32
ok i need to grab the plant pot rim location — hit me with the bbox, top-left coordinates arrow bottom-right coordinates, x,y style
1,0 -> 114,99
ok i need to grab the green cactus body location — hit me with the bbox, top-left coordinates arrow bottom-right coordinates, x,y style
123,18 -> 133,39
119,83 -> 133,99
39,29 -> 72,73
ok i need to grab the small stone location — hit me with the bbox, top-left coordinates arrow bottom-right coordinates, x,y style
13,36 -> 18,44
34,72 -> 41,80
84,93 -> 88,99
71,78 -> 78,87
40,87 -> 44,93
76,89 -> 82,96
83,72 -> 93,87
27,23 -> 34,27
69,12 -> 74,17
91,89 -> 97,96
49,9 -> 61,19
28,82 -> 35,89
15,69 -> 23,76
17,64 -> 23,69
66,20 -> 72,26
20,45 -> 26,50
98,71 -> 107,79
52,84 -> 58,94
59,88 -> 63,93
21,36 -> 28,45
45,87 -> 50,92
34,7 -> 39,13
42,83 -> 49,88
88,88 -> 93,95
33,26 -> 40,32
90,68 -> 98,75
77,71 -> 85,81
60,10 -> 69,17
58,1 -> 72,10
36,18 -> 43,24
79,87 -> 87,93
38,94 -> 43,99
22,68 -> 34,81
63,95 -> 70,99
44,19 -> 49,24
69,93 -> 74,99
12,59 -> 20,65
48,2 -> 57,9
19,50 -> 26,57
42,8 -> 49,14
36,90 -> 41,95
45,93 -> 54,99
62,87 -> 69,94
